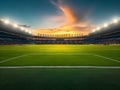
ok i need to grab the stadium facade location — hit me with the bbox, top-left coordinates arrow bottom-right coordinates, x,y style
0,18 -> 120,45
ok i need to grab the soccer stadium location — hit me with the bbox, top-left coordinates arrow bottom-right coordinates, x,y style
0,0 -> 120,90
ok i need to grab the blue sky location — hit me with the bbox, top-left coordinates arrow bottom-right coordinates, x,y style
0,0 -> 120,28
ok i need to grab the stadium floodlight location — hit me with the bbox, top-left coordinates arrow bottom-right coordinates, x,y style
3,19 -> 10,24
113,18 -> 119,23
92,29 -> 96,32
13,24 -> 18,28
25,29 -> 28,32
25,29 -> 29,33
29,31 -> 32,34
103,23 -> 109,28
96,27 -> 101,31
20,27 -> 25,30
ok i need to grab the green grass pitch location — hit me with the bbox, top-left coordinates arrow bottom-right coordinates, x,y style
0,45 -> 120,66
0,45 -> 120,90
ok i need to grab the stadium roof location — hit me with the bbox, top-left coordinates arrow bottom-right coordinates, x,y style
0,18 -> 32,35
91,18 -> 120,34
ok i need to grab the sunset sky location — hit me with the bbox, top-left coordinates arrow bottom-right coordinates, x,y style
0,0 -> 120,34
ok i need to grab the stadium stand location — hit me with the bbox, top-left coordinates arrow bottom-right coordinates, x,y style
86,19 -> 120,44
0,18 -> 120,44
32,36 -> 85,44
0,19 -> 32,45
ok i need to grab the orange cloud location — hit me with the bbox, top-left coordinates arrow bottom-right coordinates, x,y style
33,0 -> 94,35
49,15 -> 66,24
59,6 -> 76,23
50,0 -> 93,34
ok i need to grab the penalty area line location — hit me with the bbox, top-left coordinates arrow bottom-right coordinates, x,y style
0,54 -> 28,63
90,53 -> 120,63
0,66 -> 120,69
0,53 -> 90,64
0,53 -> 119,64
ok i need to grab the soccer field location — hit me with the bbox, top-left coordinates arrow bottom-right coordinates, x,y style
0,45 -> 120,90
0,45 -> 120,66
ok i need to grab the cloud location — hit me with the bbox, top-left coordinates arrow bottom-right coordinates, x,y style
50,0 -> 93,34
33,0 -> 93,35
48,15 -> 66,24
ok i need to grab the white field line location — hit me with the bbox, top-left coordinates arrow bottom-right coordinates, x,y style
29,53 -> 90,55
0,53 -> 90,64
0,48 -> 78,50
0,53 -> 119,64
91,53 -> 120,63
0,66 -> 120,69
75,49 -> 120,51
28,53 -> 120,63
0,54 -> 28,63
